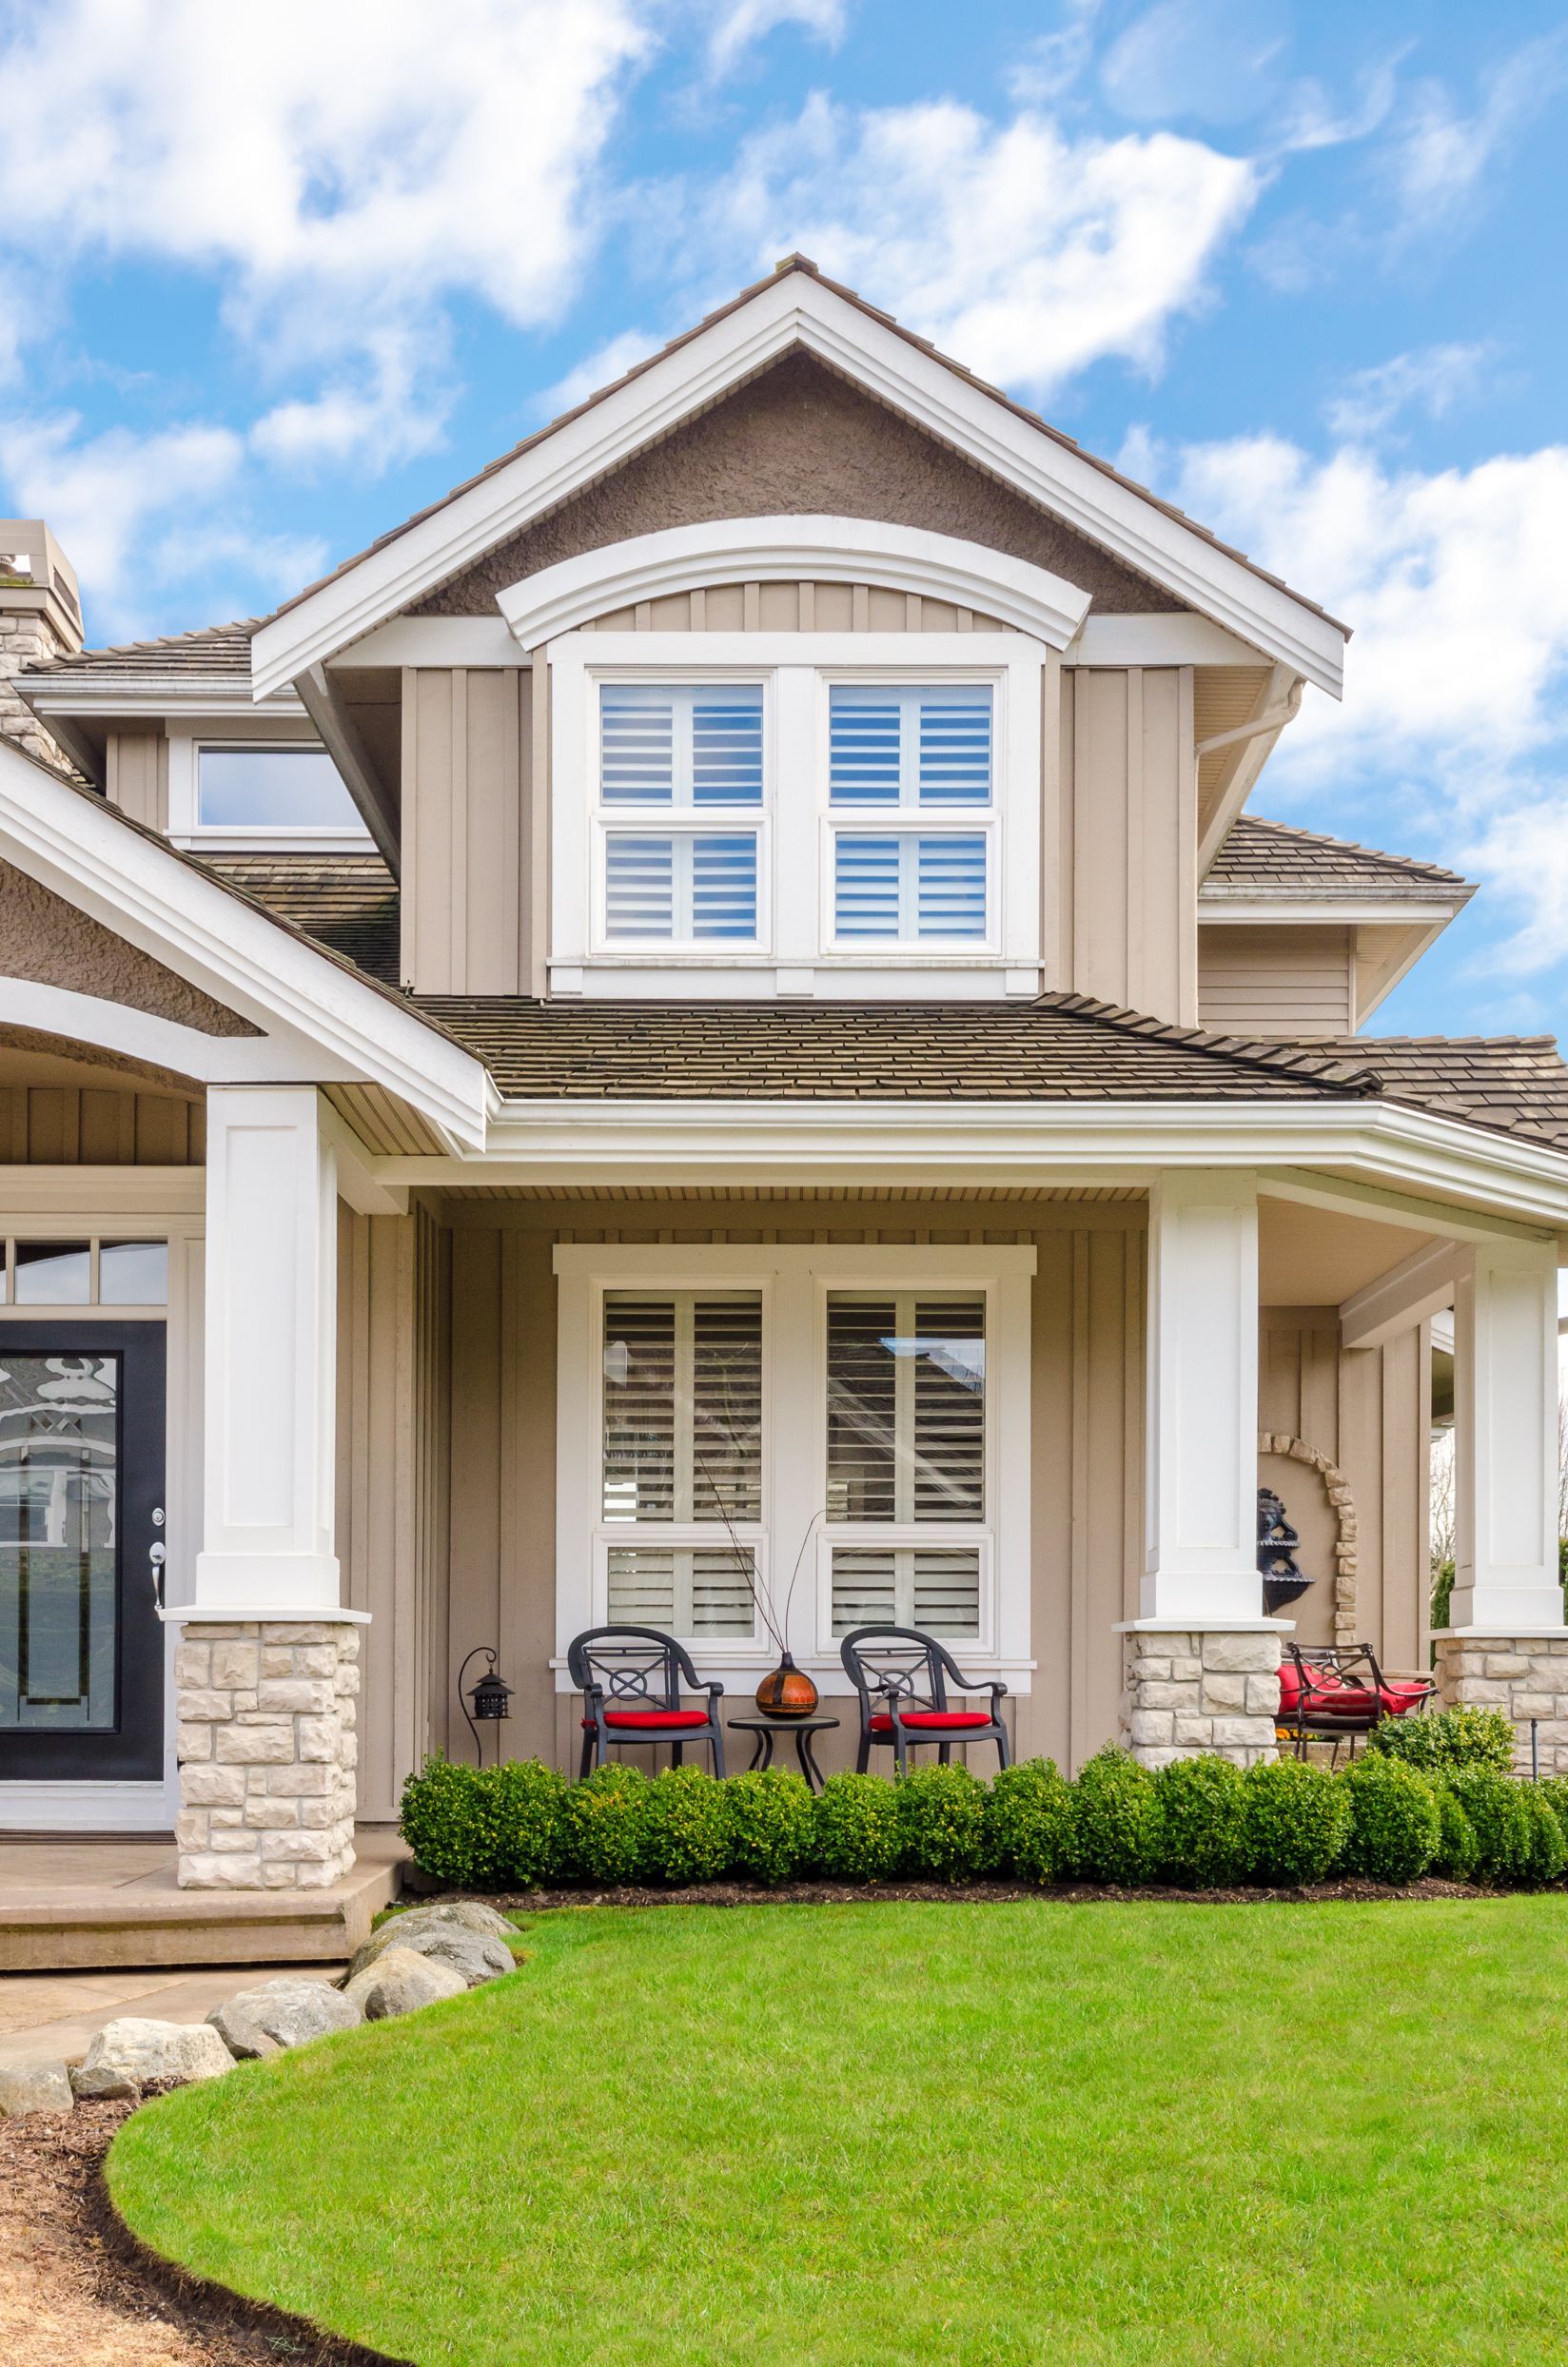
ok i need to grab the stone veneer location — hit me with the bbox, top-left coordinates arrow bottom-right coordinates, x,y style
1121,1629 -> 1282,1769
1435,1633 -> 1568,1776
173,1621 -> 360,1889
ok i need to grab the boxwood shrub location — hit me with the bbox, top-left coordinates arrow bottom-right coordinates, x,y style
982,1758 -> 1076,1884
399,1756 -> 503,1889
1366,1705 -> 1516,1775
812,1771 -> 904,1881
641,1765 -> 733,1886
1070,1747 -> 1164,1886
724,1768 -> 815,1886
560,1761 -> 651,1885
1339,1755 -> 1441,1885
1427,1779 -> 1480,1883
1155,1754 -> 1249,1888
896,1762 -> 988,1882
1241,1757 -> 1351,1886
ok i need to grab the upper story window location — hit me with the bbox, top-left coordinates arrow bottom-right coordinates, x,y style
829,682 -> 992,944
597,682 -> 765,946
196,745 -> 362,834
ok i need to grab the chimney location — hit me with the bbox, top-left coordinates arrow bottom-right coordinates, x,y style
0,520 -> 87,776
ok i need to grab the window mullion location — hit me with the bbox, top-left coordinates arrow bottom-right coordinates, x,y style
898,688 -> 918,810
893,1289 -> 915,1523
674,1295 -> 695,1523
672,832 -> 696,938
672,689 -> 695,805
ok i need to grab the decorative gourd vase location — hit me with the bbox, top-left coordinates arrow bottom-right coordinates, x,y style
755,1653 -> 818,1718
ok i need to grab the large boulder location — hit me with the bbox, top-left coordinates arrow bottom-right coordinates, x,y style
381,1900 -> 519,1943
70,2019 -> 233,2100
345,1919 -> 515,1989
208,1978 -> 363,2061
0,2059 -> 73,2117
342,1945 -> 468,2022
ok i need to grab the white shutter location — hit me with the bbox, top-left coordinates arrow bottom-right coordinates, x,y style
914,834 -> 987,940
916,690 -> 990,804
606,833 -> 757,941
833,833 -> 987,942
830,1546 -> 981,1639
604,835 -> 675,938
603,1293 -> 761,1525
829,683 -> 991,808
829,690 -> 902,803
600,682 -> 762,806
690,833 -> 758,940
827,1295 -> 986,1523
691,689 -> 763,805
600,688 -> 676,804
833,833 -> 902,939
607,1546 -> 756,1637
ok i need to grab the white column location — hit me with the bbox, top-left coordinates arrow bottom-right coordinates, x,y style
190,1085 -> 341,1619
1141,1169 -> 1264,1623
1450,1235 -> 1564,1633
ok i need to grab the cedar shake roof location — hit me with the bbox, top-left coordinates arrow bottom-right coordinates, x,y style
1288,1036 -> 1568,1155
192,851 -> 400,985
28,619 -> 257,679
411,994 -> 1379,1105
1205,816 -> 1471,901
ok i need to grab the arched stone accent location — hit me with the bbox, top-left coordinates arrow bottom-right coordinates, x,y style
1259,1431 -> 1358,1646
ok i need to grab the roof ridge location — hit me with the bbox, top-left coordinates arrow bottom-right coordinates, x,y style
1037,990 -> 1379,1094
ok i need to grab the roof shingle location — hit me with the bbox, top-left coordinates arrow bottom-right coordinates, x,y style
24,619 -> 258,680
193,851 -> 400,986
1205,815 -> 1470,899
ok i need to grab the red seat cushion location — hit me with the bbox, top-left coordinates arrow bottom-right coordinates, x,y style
1379,1680 -> 1436,1718
868,1710 -> 993,1733
592,1709 -> 711,1731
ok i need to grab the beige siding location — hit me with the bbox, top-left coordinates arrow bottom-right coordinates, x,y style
1199,925 -> 1354,1037
106,730 -> 168,832
1260,1308 -> 1430,1666
0,1084 -> 203,1162
400,667 -> 530,993
1059,667 -> 1196,1025
419,1199 -> 1144,1783
337,1200 -> 449,1821
579,579 -> 1013,633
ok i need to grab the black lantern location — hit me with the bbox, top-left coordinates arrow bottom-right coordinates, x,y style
1257,1487 -> 1314,1616
458,1645 -> 513,1766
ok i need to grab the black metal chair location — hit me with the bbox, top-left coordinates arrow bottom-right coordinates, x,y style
567,1626 -> 727,1780
839,1625 -> 1009,1775
1277,1641 -> 1436,1765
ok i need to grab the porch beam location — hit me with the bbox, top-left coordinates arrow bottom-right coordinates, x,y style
1258,1165 -> 1554,1246
319,1101 -> 409,1218
1340,1240 -> 1457,1352
1141,1168 -> 1265,1622
1449,1234 -> 1566,1634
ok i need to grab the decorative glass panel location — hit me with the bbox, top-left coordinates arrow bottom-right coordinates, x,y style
833,833 -> 986,941
602,1294 -> 762,1525
830,684 -> 991,807
13,1242 -> 90,1306
830,1546 -> 981,1639
827,1296 -> 986,1524
605,831 -> 757,941
197,746 -> 360,830
599,683 -> 763,806
607,1546 -> 756,1637
98,1242 -> 169,1306
0,1354 -> 119,1731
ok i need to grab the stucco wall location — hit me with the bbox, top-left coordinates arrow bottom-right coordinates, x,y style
0,857 -> 257,1037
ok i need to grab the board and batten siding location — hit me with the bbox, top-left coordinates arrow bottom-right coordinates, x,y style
105,729 -> 169,833
400,666 -> 532,994
1057,666 -> 1197,1026
1199,925 -> 1355,1038
0,1084 -> 203,1163
578,579 -> 1014,634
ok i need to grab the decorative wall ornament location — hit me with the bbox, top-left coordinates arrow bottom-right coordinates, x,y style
1258,1432 -> 1358,1646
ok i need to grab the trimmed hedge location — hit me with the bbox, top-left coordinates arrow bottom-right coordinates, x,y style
1365,1705 -> 1515,1775
399,1743 -> 1568,1896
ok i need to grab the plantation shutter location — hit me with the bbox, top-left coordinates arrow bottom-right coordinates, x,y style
829,684 -> 992,806
829,1546 -> 982,1639
832,833 -> 987,941
600,683 -> 762,806
603,1292 -> 761,1524
605,833 -> 758,940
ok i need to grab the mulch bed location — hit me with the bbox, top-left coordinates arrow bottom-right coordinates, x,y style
0,2099 -> 402,2367
405,1874 -> 1483,1910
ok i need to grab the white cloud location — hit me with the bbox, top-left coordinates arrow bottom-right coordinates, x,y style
1324,342 -> 1492,441
1100,0 -> 1290,127
696,94 -> 1259,394
1005,2 -> 1103,107
0,0 -> 651,469
706,0 -> 846,79
534,329 -> 663,424
1128,425 -> 1568,971
1380,31 -> 1568,241
250,330 -> 456,476
0,412 -> 243,597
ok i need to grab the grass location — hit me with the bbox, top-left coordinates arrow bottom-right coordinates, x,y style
108,1897 -> 1568,2367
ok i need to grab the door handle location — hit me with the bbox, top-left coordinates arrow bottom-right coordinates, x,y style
149,1534 -> 167,1611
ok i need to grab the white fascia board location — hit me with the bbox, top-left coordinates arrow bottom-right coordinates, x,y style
21,679 -> 304,715
498,517 -> 1090,649
370,1096 -> 1568,1228
250,273 -> 1347,699
1068,615 -> 1266,667
0,739 -> 489,1147
1198,897 -> 1467,926
331,616 -> 526,669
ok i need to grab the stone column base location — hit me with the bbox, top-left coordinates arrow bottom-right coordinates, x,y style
173,1620 -> 360,1889
1120,1628 -> 1281,1770
1435,1633 -> 1568,1775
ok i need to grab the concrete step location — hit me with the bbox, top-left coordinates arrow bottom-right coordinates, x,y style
0,1829 -> 406,1971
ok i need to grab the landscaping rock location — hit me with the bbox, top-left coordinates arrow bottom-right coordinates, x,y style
345,1921 -> 515,1989
208,1977 -> 363,2060
382,1899 -> 519,1943
342,1945 -> 468,2021
70,2019 -> 233,2100
0,2059 -> 74,2117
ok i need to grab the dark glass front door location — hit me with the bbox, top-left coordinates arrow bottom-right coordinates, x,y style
0,1323 -> 166,1782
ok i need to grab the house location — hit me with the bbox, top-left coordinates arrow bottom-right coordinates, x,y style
1,255 -> 1564,1896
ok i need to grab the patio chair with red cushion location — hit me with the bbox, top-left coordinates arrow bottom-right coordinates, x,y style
839,1625 -> 1010,1776
1277,1642 -> 1436,1763
568,1625 -> 727,1780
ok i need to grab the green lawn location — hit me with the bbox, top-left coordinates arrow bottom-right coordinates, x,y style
108,1898 -> 1568,2367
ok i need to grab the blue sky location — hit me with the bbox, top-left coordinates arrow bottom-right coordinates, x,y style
0,0 -> 1565,1038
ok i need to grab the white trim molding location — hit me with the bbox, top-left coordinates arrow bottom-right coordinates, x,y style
499,517 -> 1091,650
250,270 -> 1348,699
553,1242 -> 1034,1690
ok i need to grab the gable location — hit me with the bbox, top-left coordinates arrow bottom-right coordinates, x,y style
412,354 -> 1175,619
0,855 -> 259,1037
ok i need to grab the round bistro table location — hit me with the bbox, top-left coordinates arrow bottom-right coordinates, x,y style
727,1713 -> 841,1792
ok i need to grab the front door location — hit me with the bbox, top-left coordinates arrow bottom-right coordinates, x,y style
0,1323 -> 167,1782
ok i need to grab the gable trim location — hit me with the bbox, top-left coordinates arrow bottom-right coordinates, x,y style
496,517 -> 1092,650
250,272 -> 1348,702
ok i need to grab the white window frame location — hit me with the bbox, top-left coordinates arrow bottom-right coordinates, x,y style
591,674 -> 772,955
547,633 -> 1044,997
167,717 -> 372,852
554,1242 -> 1034,1691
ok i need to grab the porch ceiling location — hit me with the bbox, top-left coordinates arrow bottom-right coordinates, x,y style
1259,1197 -> 1437,1306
